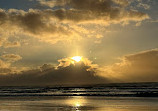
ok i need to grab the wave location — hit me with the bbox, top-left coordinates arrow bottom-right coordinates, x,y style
0,82 -> 158,97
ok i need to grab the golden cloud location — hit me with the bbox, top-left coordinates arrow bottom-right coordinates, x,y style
0,0 -> 149,44
57,56 -> 98,72
0,59 -> 10,68
0,9 -> 82,44
3,41 -> 21,48
0,57 -> 108,86
38,0 -> 149,23
0,38 -> 3,47
1,48 -> 158,86
100,49 -> 158,82
1,54 -> 22,62
0,59 -> 12,74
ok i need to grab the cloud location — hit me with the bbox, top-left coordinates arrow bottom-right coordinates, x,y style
38,0 -> 149,23
0,37 -> 20,48
1,48 -> 158,86
37,0 -> 66,8
0,59 -> 12,74
137,3 -> 150,10
0,54 -> 22,74
112,0 -> 129,7
0,38 -> 3,47
1,54 -> 22,62
0,0 -> 149,44
0,9 -> 82,44
3,41 -> 21,48
101,49 -> 158,82
0,57 -> 109,86
0,59 -> 10,68
38,0 -> 130,8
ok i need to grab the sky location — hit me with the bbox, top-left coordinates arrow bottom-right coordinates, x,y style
0,0 -> 158,86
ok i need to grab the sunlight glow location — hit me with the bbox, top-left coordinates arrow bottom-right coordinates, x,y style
75,103 -> 81,107
71,56 -> 82,62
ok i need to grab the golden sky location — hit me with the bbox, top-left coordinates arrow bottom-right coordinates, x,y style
0,0 -> 158,85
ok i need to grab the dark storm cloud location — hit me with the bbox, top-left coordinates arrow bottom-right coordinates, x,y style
0,58 -> 109,86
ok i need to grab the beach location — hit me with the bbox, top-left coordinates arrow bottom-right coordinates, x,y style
0,96 -> 158,111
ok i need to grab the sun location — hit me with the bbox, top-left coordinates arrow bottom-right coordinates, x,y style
71,56 -> 82,62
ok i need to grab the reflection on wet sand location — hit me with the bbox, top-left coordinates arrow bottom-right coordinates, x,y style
66,96 -> 85,107
0,97 -> 158,111
66,96 -> 97,110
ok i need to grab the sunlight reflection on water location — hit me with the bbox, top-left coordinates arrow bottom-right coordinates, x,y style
0,97 -> 158,111
66,96 -> 86,111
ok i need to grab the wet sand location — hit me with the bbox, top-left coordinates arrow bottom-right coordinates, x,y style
0,96 -> 158,111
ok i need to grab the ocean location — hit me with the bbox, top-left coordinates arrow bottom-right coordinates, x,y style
0,82 -> 158,111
